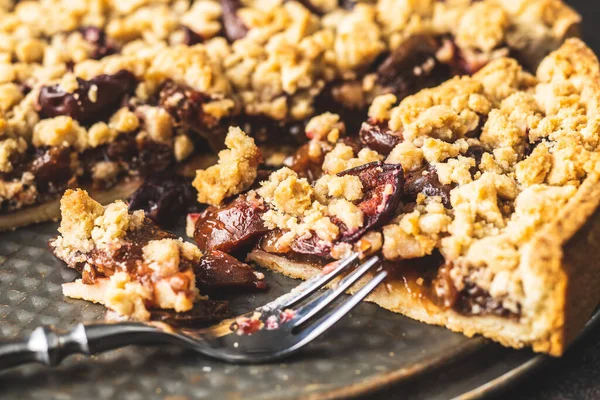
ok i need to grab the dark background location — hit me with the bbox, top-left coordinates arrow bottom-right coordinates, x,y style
362,1 -> 600,399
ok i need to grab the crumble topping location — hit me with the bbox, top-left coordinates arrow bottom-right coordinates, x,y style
250,39 -> 600,312
193,127 -> 262,206
0,0 -> 580,216
322,142 -> 382,174
314,174 -> 363,202
0,137 -> 26,172
32,116 -> 88,150
55,188 -> 144,253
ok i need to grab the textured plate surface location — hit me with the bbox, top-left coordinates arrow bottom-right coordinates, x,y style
0,223 -> 596,400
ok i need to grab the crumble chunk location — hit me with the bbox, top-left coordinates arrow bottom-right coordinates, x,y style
386,141 -> 424,172
305,112 -> 345,142
328,199 -> 364,231
32,116 -> 88,151
455,2 -> 509,53
105,272 -> 153,321
368,94 -> 397,122
0,83 -> 23,112
515,143 -> 552,185
91,161 -> 120,184
193,127 -> 262,206
91,200 -> 144,247
382,224 -> 436,260
421,138 -> 468,163
322,142 -> 382,174
109,107 -> 140,133
174,134 -> 194,161
143,238 -> 202,277
450,172 -> 507,228
313,174 -> 363,203
435,156 -> 475,185
88,122 -> 118,148
52,190 -> 202,321
56,189 -> 105,253
258,167 -> 314,217
138,106 -> 174,142
0,137 -> 27,173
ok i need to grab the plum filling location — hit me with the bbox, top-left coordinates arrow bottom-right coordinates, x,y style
181,26 -> 205,46
195,250 -> 267,294
38,70 -> 137,124
220,0 -> 248,42
431,263 -> 520,318
375,35 -> 467,100
156,80 -> 219,134
193,195 -> 269,253
338,162 -> 404,241
0,146 -> 75,213
78,27 -> 118,60
289,162 -> 404,256
54,217 -> 265,322
403,164 -> 454,208
128,174 -> 198,228
359,122 -> 402,155
382,253 -> 520,318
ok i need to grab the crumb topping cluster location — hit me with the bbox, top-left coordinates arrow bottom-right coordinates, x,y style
240,39 -> 600,312
52,189 -> 201,320
193,126 -> 261,206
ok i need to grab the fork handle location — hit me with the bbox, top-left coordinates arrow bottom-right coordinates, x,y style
0,323 -> 171,370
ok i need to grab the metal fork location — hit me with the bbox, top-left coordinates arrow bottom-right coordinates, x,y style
0,253 -> 386,369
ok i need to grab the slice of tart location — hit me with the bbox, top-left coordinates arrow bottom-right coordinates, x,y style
50,188 -> 265,321
191,39 -> 600,355
0,0 -> 580,230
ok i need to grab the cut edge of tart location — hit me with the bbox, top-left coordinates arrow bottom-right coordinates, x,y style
50,188 -> 202,321
192,38 -> 600,356
248,168 -> 600,356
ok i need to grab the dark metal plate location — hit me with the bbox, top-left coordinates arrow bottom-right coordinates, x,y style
0,223 -> 597,400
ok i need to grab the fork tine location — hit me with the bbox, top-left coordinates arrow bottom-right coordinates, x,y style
291,256 -> 380,328
294,270 -> 388,344
273,252 -> 360,310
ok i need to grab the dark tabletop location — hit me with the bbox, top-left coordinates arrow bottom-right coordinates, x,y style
362,1 -> 600,399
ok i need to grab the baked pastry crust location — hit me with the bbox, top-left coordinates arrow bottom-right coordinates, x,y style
193,38 -> 600,355
0,0 -> 580,229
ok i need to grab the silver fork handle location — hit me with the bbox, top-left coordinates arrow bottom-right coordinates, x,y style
0,323 -> 172,370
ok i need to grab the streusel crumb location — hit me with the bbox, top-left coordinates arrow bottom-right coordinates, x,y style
193,127 -> 262,206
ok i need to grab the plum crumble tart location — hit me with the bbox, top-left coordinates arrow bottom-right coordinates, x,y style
190,39 -> 600,355
0,0 -> 580,230
50,189 -> 265,321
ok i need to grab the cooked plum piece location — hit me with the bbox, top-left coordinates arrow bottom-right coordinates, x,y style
38,70 -> 137,124
337,162 -> 404,242
78,26 -> 118,59
193,195 -> 268,253
403,165 -> 453,208
128,174 -> 197,227
220,0 -> 248,42
376,35 -> 450,98
195,250 -> 267,293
